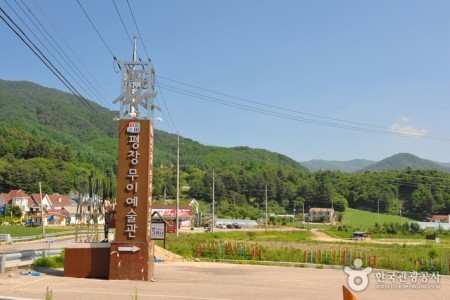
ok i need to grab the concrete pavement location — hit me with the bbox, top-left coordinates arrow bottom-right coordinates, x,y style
0,261 -> 448,300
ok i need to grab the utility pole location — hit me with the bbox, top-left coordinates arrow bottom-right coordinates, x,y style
377,198 -> 380,225
39,182 -> 45,236
176,133 -> 180,236
400,208 -> 402,226
265,185 -> 268,231
212,169 -> 215,233
302,202 -> 305,223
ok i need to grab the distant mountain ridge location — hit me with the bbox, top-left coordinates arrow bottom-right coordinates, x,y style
301,159 -> 375,172
302,153 -> 450,173
360,153 -> 450,173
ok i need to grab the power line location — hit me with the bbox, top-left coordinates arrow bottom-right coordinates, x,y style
0,6 -> 98,114
126,0 -> 150,60
76,0 -> 116,61
157,75 -> 445,138
155,78 -> 177,133
123,1 -> 178,133
33,0 -> 113,105
111,0 -> 133,49
159,83 -> 450,142
12,0 -> 113,110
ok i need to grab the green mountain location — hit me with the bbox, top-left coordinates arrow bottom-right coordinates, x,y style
3,79 -> 449,221
360,153 -> 450,173
301,159 -> 375,172
0,80 -> 307,205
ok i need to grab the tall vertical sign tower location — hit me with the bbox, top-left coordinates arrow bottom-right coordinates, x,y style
109,38 -> 157,281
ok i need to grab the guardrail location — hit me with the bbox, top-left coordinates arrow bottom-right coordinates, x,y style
0,234 -> 12,242
11,230 -> 90,242
0,248 -> 63,273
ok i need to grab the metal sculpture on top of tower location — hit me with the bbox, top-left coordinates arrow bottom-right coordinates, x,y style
113,37 -> 157,120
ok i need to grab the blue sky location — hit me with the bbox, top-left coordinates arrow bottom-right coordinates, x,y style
2,1 -> 450,162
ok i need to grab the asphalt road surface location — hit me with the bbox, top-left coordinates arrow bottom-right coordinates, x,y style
1,234 -> 448,300
0,261 -> 448,300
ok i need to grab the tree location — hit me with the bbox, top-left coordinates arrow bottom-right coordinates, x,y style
411,185 -> 435,219
6,205 -> 22,218
333,193 -> 348,212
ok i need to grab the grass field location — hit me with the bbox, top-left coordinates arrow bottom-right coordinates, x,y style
342,208 -> 416,227
0,225 -> 74,237
164,230 -> 450,274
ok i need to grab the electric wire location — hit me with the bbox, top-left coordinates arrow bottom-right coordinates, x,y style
157,75 -> 439,137
156,78 -> 177,133
126,0 -> 150,59
76,0 -> 116,61
124,0 -> 178,133
159,83 -> 450,142
5,0 -> 93,101
33,0 -> 113,105
0,7 -> 98,114
111,0 -> 133,48
13,0 -> 112,110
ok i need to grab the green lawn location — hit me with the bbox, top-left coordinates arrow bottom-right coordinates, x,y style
0,225 -> 73,237
342,208 -> 416,227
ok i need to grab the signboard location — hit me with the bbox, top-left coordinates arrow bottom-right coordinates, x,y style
151,223 -> 165,240
108,210 -> 117,228
114,120 -> 153,243
151,208 -> 191,218
166,219 -> 176,233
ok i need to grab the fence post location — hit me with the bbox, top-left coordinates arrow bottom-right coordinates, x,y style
0,255 -> 5,273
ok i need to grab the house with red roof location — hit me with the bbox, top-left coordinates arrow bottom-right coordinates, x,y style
0,190 -> 33,216
30,194 -> 52,211
430,214 -> 450,223
48,194 -> 72,209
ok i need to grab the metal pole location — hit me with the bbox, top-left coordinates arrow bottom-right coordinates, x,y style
176,133 -> 180,236
377,198 -> 380,225
0,254 -> 5,273
302,202 -> 305,223
265,185 -> 268,231
39,182 -> 45,236
212,169 -> 215,233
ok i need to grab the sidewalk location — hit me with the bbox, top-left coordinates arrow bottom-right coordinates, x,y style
0,261 -> 448,300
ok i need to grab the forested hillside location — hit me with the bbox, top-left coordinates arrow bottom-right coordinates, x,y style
1,80 -> 449,221
360,153 -> 450,173
301,159 -> 375,172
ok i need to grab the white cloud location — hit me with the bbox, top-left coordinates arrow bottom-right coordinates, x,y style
400,116 -> 410,122
389,118 -> 427,137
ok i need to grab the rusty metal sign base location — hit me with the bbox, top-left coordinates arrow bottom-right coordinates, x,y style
109,241 -> 154,281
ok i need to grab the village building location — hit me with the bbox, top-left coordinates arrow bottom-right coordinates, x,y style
428,214 -> 450,223
0,189 -> 87,226
305,207 -> 336,223
0,190 -> 33,216
151,205 -> 194,228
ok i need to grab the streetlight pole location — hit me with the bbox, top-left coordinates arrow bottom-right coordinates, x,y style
39,182 -> 45,236
265,185 -> 268,232
176,133 -> 180,237
212,169 -> 215,233
377,198 -> 380,225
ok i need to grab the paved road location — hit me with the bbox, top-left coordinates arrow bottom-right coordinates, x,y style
0,236 -> 74,253
0,261 -> 448,300
1,234 -> 448,299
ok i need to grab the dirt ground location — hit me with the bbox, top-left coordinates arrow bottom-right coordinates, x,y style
153,245 -> 184,262
310,228 -> 426,245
